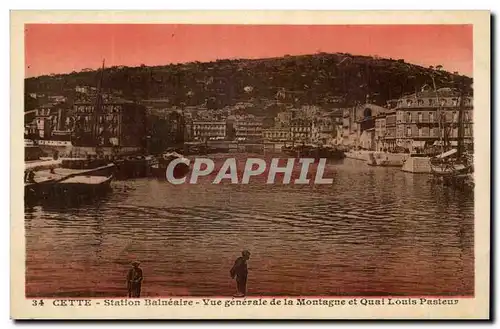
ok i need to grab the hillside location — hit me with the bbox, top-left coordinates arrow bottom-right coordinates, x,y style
24,52 -> 473,113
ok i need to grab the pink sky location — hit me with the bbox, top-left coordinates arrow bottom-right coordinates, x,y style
25,24 -> 473,78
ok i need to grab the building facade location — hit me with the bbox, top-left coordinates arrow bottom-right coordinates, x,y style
192,121 -> 227,140
290,118 -> 319,144
395,87 -> 473,152
374,113 -> 387,151
384,112 -> 397,150
72,97 -> 147,148
25,104 -> 70,140
262,128 -> 291,142
234,118 -> 263,141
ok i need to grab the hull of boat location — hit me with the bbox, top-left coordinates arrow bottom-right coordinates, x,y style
430,163 -> 471,176
114,157 -> 156,179
53,175 -> 113,195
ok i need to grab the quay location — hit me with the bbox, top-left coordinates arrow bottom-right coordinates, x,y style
25,158 -> 63,171
401,156 -> 433,173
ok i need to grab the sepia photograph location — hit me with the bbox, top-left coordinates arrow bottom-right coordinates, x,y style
10,10 -> 490,320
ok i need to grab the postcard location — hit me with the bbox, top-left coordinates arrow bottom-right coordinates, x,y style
11,10 -> 490,319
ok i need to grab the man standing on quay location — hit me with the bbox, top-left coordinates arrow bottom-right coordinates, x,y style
230,250 -> 251,297
127,261 -> 143,298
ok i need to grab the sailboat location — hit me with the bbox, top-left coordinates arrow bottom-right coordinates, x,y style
429,87 -> 473,179
54,60 -> 115,193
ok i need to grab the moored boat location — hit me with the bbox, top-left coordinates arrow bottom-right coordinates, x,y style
150,152 -> 190,180
55,174 -> 113,195
429,149 -> 473,176
114,155 -> 156,179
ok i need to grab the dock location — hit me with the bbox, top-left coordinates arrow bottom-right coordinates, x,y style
25,159 -> 63,172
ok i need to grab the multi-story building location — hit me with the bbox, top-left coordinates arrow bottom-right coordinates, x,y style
290,118 -> 319,144
234,118 -> 263,141
26,104 -> 69,140
72,96 -> 147,148
395,87 -> 473,152
374,112 -> 387,151
384,111 -> 397,150
262,128 -> 291,142
353,103 -> 387,150
192,121 -> 227,140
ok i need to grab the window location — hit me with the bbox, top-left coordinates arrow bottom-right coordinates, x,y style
407,112 -> 412,123
406,126 -> 412,137
429,112 -> 434,122
418,112 -> 422,122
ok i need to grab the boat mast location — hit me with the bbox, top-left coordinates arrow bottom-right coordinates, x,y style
92,59 -> 106,145
430,72 -> 444,153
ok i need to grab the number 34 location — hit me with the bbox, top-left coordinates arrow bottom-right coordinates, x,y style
32,300 -> 44,306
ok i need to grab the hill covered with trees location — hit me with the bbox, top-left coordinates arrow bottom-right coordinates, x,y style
25,52 -> 473,112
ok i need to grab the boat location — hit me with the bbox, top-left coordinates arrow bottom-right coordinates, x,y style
54,174 -> 113,195
429,149 -> 473,176
150,152 -> 190,180
114,155 -> 156,179
24,172 -> 57,202
428,83 -> 474,189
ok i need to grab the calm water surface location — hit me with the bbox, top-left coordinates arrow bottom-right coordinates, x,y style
25,155 -> 474,297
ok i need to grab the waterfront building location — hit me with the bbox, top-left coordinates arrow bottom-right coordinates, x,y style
234,118 -> 263,141
395,87 -> 473,152
340,103 -> 403,150
317,113 -> 340,146
26,104 -> 70,140
262,128 -> 291,142
353,103 -> 387,150
342,108 -> 357,146
374,112 -> 387,151
290,118 -> 320,145
384,111 -> 397,150
192,121 -> 227,140
72,96 -> 147,148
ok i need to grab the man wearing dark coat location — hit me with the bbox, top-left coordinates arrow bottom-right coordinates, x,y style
127,261 -> 143,298
230,250 -> 250,297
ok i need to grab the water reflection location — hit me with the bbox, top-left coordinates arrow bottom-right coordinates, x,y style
25,157 -> 474,297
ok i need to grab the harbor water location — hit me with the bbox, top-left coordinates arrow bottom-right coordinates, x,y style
25,155 -> 474,297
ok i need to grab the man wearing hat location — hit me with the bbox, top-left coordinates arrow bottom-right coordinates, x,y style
127,261 -> 143,298
230,250 -> 251,297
